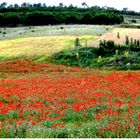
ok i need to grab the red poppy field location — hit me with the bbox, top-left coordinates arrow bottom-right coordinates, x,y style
0,59 -> 140,138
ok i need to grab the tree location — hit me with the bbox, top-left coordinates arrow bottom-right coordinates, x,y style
65,14 -> 79,24
8,4 -> 13,8
0,4 -> 124,26
123,8 -> 128,12
81,13 -> 93,24
81,2 -> 88,8
0,13 -> 5,26
75,38 -> 81,48
36,3 -> 42,8
14,4 -> 19,8
42,3 -> 46,7
59,3 -> 63,7
0,2 -> 7,8
137,40 -> 140,46
21,2 -> 29,7
125,35 -> 129,45
25,12 -> 57,25
4,13 -> 22,26
117,32 -> 120,39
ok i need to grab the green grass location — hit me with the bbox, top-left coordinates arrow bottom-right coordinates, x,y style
123,15 -> 140,25
0,25 -> 111,41
48,44 -> 140,70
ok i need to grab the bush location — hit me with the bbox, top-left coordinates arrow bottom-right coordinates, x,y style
74,38 -> 81,48
125,35 -> 129,45
131,19 -> 136,23
117,32 -> 120,39
50,39 -> 140,70
97,46 -> 106,56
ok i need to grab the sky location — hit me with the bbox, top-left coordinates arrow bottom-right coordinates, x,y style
0,0 -> 140,12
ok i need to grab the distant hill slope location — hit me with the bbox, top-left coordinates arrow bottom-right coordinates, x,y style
90,28 -> 140,47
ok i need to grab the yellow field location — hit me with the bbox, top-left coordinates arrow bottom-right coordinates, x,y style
90,28 -> 140,46
0,35 -> 98,58
1,27 -> 139,58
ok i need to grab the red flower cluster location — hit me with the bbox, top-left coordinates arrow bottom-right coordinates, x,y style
0,60 -> 140,137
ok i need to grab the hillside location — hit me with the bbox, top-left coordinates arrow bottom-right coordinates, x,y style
90,28 -> 140,47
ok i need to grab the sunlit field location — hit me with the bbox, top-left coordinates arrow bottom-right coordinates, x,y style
0,59 -> 140,138
0,35 -> 97,58
91,28 -> 140,47
0,25 -> 109,58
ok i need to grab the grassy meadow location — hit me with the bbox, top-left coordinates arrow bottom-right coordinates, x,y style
0,35 -> 98,59
0,25 -> 109,41
0,25 -> 110,59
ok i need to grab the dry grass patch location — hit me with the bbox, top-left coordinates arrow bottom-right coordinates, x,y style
90,28 -> 140,47
0,35 -> 98,58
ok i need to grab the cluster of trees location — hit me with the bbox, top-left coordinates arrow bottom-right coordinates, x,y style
98,36 -> 140,56
0,2 -> 124,26
98,37 -> 140,57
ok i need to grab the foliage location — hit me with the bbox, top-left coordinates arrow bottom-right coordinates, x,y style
0,4 -> 124,26
125,35 -> 129,45
0,25 -> 105,41
74,38 -> 81,48
117,32 -> 120,39
50,38 -> 140,70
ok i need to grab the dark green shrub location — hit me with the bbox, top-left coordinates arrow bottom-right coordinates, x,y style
130,38 -> 133,44
137,40 -> 140,46
106,40 -> 115,50
117,32 -> 120,39
74,38 -> 81,48
125,35 -> 129,45
131,19 -> 136,23
3,31 -> 6,34
97,46 -> 106,56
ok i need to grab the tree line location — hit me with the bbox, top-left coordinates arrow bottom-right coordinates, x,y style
0,2 -> 124,26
